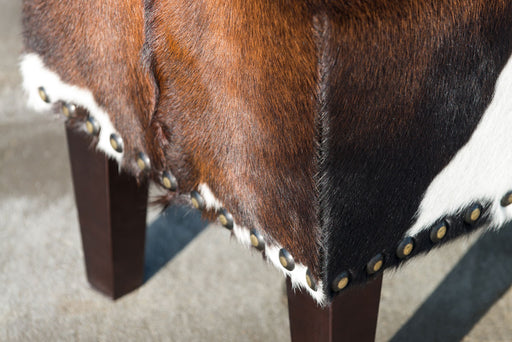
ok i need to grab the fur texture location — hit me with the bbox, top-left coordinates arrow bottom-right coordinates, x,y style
21,0 -> 512,305
20,53 -> 124,163
407,55 -> 512,236
200,183 -> 326,303
22,0 -> 157,175
317,1 -> 512,300
144,0 -> 321,280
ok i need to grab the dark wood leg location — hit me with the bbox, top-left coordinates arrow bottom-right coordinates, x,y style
65,125 -> 149,299
287,274 -> 382,342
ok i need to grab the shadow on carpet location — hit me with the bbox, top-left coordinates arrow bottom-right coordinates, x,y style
391,223 -> 512,342
144,205 -> 208,281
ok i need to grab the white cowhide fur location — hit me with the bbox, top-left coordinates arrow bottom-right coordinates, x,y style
406,53 -> 512,238
20,53 -> 124,164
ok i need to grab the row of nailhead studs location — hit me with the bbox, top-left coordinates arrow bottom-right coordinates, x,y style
186,190 -> 500,293
37,86 -> 179,191
39,84 -> 319,293
39,85 -> 322,292
331,202 -> 486,292
189,190 -> 319,290
186,191 -> 506,294
190,191 -> 256,242
38,86 -> 512,294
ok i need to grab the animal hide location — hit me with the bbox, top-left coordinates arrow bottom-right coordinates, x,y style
20,0 -> 512,305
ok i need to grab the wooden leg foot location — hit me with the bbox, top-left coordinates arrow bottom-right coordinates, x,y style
287,274 -> 382,342
66,125 -> 149,299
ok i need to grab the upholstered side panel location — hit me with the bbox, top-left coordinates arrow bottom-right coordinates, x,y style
318,1 -> 512,299
145,0 -> 324,301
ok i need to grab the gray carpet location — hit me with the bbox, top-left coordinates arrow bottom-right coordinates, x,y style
2,1 -> 512,341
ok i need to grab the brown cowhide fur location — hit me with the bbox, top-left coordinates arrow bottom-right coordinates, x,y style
22,0 -> 157,175
144,0 -> 321,273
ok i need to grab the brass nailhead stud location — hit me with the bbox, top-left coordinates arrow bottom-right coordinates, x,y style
136,152 -> 151,171
38,87 -> 50,103
161,171 -> 177,191
306,269 -> 317,291
250,229 -> 265,251
366,254 -> 384,275
430,220 -> 448,243
279,248 -> 295,271
396,237 -> 415,259
218,208 -> 234,230
190,191 -> 205,210
109,133 -> 123,153
85,116 -> 100,136
332,271 -> 350,292
61,102 -> 76,118
464,203 -> 482,224
501,191 -> 512,207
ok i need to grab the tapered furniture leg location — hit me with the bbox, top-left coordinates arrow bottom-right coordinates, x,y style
287,274 -> 383,342
65,125 -> 149,299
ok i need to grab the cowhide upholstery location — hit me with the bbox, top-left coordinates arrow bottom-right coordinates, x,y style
20,0 -> 512,305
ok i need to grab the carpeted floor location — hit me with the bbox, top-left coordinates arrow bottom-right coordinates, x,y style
2,1 -> 512,341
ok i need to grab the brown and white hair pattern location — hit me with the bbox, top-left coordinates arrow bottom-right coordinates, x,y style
21,0 -> 512,305
21,54 -> 125,163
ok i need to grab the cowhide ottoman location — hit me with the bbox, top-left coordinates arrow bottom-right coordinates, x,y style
20,0 -> 512,341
